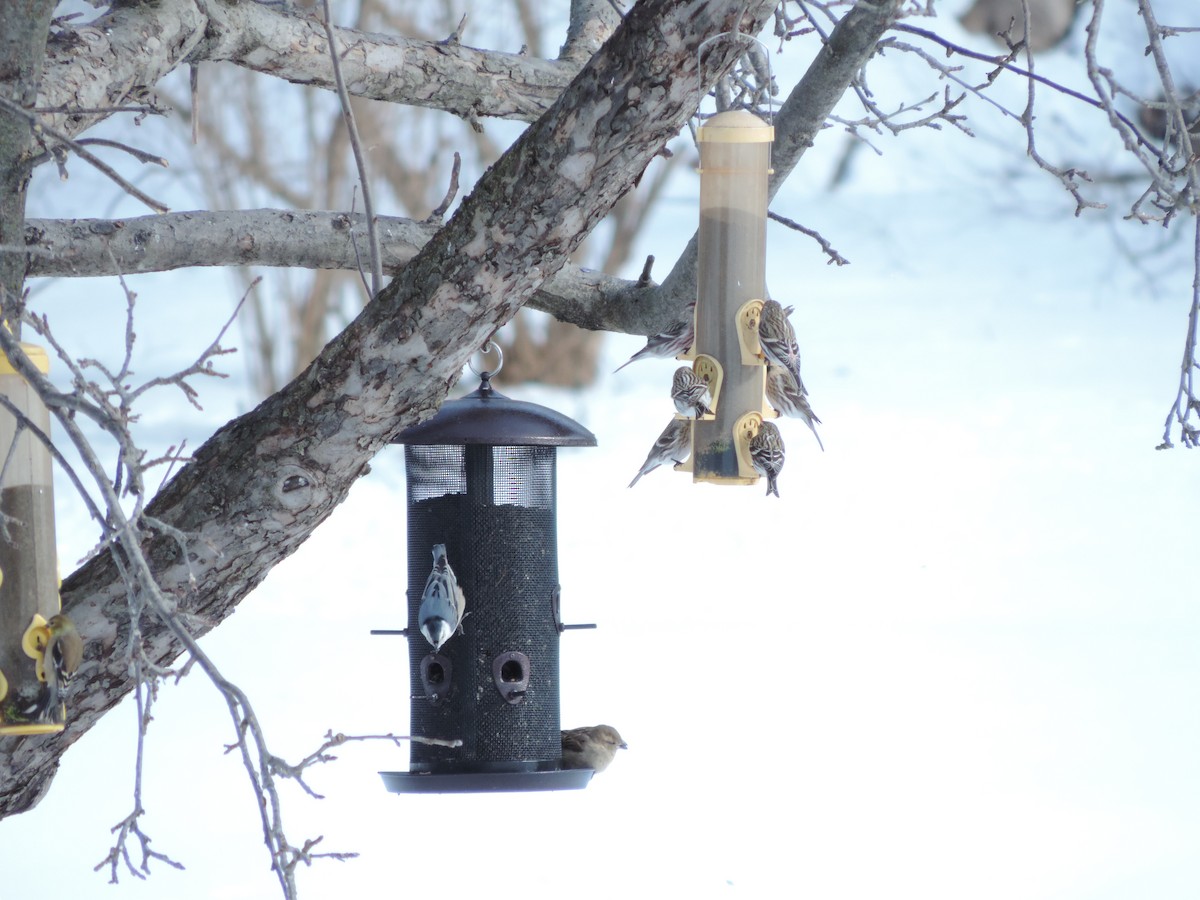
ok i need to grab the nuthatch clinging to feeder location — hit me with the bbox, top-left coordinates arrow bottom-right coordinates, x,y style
561,724 -> 627,773
671,366 -> 713,419
758,299 -> 806,396
750,421 -> 786,498
37,613 -> 83,721
612,303 -> 695,373
628,418 -> 692,488
766,365 -> 824,452
418,544 -> 467,652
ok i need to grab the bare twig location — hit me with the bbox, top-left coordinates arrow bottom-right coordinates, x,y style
95,674 -> 186,883
29,137 -> 168,170
255,729 -> 463,800
1083,0 -> 1185,221
428,151 -> 462,221
190,64 -> 200,146
125,289 -> 246,409
1013,0 -> 1105,216
768,211 -> 849,265
892,22 -> 1161,154
320,0 -> 383,298
0,95 -> 169,214
1157,160 -> 1200,448
636,254 -> 655,287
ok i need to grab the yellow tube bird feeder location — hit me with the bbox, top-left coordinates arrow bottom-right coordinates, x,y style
0,341 -> 64,734
691,109 -> 774,485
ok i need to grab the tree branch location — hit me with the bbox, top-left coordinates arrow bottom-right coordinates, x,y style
38,0 -> 582,144
25,0 -> 907,341
23,210 -> 435,277
20,209 -> 662,335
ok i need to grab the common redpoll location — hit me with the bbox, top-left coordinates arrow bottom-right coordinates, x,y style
766,365 -> 824,451
629,418 -> 692,487
418,544 -> 467,652
36,613 -> 84,721
561,724 -> 628,773
749,420 -> 786,498
613,303 -> 695,373
758,299 -> 806,395
671,366 -> 713,418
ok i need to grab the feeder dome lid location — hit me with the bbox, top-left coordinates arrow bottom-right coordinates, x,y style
697,108 -> 774,142
393,373 -> 597,448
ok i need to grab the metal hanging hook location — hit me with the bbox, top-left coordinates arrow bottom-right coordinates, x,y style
467,341 -> 504,379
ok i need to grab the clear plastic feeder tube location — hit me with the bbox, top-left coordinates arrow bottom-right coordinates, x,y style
692,109 -> 773,484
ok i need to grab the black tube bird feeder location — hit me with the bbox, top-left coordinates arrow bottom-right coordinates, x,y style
380,355 -> 597,793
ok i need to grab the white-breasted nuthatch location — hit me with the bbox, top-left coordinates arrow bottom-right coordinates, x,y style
418,544 -> 467,652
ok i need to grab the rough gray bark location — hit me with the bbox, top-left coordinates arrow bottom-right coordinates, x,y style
21,209 -> 660,333
37,0 -> 577,142
36,0 -> 207,141
25,210 -> 439,277
0,0 -> 783,815
192,0 -> 572,121
0,0 -> 56,328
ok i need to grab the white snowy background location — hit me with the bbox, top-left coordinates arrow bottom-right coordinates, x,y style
2,2 -> 1199,898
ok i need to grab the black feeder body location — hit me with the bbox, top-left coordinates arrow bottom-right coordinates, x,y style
381,371 -> 597,793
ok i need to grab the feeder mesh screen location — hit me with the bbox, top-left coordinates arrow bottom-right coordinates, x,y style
405,444 -> 561,772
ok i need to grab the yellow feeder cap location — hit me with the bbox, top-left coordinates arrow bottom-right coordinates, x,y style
697,109 -> 774,143
0,341 -> 50,376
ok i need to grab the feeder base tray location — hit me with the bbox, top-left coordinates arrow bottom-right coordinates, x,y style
380,767 -> 593,794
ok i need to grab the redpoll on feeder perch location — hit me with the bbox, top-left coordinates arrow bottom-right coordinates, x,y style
0,340 -> 67,735
379,346 -> 600,793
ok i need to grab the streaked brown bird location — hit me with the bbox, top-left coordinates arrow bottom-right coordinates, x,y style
561,724 -> 628,773
613,302 -> 696,373
758,299 -> 808,397
671,366 -> 713,419
766,364 -> 824,452
749,420 -> 786,498
629,418 -> 692,488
